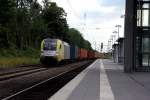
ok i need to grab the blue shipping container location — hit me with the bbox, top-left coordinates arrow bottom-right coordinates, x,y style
70,45 -> 78,59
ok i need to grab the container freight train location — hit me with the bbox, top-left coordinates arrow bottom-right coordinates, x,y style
40,38 -> 101,65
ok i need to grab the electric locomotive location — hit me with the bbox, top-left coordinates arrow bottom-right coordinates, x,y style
40,38 -> 70,64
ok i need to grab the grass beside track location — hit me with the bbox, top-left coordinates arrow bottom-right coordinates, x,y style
0,48 -> 40,68
0,57 -> 39,68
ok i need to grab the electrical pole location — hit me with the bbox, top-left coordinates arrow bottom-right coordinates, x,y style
95,41 -> 97,51
101,43 -> 103,53
108,40 -> 111,52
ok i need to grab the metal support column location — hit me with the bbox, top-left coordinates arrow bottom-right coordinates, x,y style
124,0 -> 136,72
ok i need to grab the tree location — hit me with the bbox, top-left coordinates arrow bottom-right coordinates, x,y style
30,0 -> 45,48
42,2 -> 68,39
0,0 -> 93,53
14,0 -> 43,49
67,28 -> 93,50
0,0 -> 15,48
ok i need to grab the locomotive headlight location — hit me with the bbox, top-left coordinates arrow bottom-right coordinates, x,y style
41,50 -> 45,56
41,50 -> 44,54
56,51 -> 59,55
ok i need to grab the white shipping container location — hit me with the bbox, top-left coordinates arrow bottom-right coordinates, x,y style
63,42 -> 70,60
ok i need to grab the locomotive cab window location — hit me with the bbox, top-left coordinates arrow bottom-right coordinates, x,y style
43,39 -> 56,51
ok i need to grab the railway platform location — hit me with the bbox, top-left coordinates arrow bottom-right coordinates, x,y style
48,59 -> 150,100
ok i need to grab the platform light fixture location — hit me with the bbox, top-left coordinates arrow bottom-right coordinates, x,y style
115,25 -> 121,38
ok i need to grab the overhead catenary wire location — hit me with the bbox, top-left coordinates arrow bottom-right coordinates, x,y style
82,12 -> 97,49
66,0 -> 87,34
66,0 -> 96,50
83,12 -> 91,40
66,0 -> 81,19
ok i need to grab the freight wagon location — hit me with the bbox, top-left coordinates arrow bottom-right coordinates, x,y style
87,51 -> 95,59
94,52 -> 102,59
78,48 -> 88,60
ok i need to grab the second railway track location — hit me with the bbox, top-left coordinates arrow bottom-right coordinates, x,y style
0,64 -> 42,76
0,66 -> 48,81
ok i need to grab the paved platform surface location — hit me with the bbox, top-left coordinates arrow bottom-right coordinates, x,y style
48,59 -> 150,100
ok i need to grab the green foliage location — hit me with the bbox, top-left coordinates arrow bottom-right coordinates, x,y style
0,57 -> 39,68
82,40 -> 92,50
0,47 -> 40,67
0,0 -> 15,24
0,48 -> 40,67
0,0 -> 93,60
0,0 -> 15,48
67,28 -> 93,50
42,2 -> 68,39
0,48 -> 40,58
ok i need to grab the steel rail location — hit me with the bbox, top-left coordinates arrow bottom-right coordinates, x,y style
0,64 -> 42,76
2,61 -> 91,100
0,67 -> 47,81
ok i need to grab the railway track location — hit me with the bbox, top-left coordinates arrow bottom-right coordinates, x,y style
0,63 -> 71,81
2,60 -> 93,100
0,67 -> 48,81
0,64 -> 42,76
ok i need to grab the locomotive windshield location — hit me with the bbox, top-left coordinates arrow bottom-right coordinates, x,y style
43,39 -> 56,50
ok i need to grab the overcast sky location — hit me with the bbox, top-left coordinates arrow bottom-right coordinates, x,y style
39,0 -> 125,52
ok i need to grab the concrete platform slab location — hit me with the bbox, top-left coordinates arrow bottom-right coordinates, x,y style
48,59 -> 150,100
48,60 -> 100,100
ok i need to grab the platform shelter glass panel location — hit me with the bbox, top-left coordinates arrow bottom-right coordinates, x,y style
136,0 -> 150,71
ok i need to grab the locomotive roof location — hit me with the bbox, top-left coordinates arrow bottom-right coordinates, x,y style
44,38 -> 57,42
